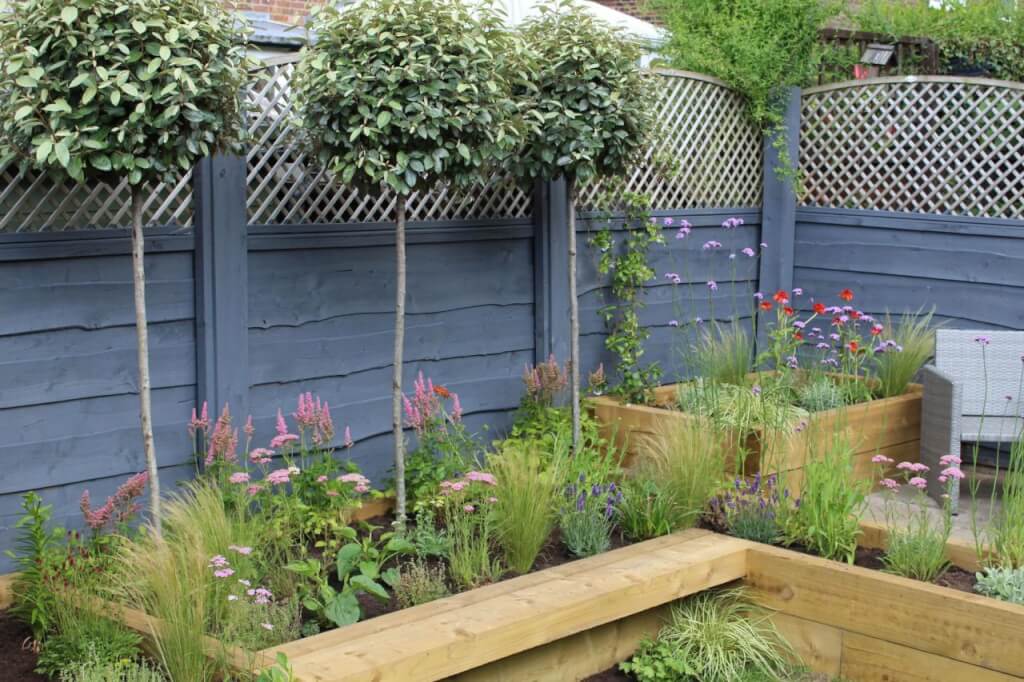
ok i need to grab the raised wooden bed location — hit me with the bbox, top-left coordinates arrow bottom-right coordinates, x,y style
591,382 -> 922,487
5,527 -> 1023,681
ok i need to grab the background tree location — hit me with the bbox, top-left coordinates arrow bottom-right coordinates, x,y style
0,0 -> 251,534
293,0 -> 522,525
512,0 -> 655,449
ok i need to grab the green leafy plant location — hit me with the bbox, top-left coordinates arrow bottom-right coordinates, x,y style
0,0 -> 252,531
512,0 -> 656,450
590,192 -> 665,404
36,610 -> 143,679
874,309 -> 935,398
408,507 -> 451,559
621,588 -> 796,681
975,566 -> 1024,605
59,651 -> 167,682
439,473 -> 504,589
782,431 -> 868,563
797,375 -> 847,412
616,477 -> 679,542
5,492 -> 64,642
255,653 -> 297,682
991,435 -> 1024,569
393,559 -> 452,609
294,0 -> 522,525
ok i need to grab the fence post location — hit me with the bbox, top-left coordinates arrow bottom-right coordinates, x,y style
758,87 -> 801,340
193,154 -> 249,417
533,178 -> 573,366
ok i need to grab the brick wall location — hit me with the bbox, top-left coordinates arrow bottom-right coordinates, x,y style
235,0 -> 322,26
591,0 -> 659,23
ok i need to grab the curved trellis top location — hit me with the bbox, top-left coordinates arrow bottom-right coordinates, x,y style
577,68 -> 765,213
800,75 -> 1024,220
245,55 -> 532,226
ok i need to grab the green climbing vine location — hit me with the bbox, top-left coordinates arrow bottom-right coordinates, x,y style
590,190 -> 664,405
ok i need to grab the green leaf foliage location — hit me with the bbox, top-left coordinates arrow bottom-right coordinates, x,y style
0,0 -> 253,185
511,0 -> 655,187
292,0 -> 523,196
650,0 -> 837,130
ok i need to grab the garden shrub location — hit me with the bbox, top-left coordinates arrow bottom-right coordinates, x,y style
976,566 -> 1024,605
394,559 -> 452,609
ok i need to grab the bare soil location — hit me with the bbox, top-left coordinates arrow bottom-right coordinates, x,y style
0,611 -> 46,682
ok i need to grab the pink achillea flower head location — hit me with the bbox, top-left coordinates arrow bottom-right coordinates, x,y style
871,454 -> 894,464
939,454 -> 962,466
317,475 -> 328,483
229,545 -> 253,555
354,484 -> 369,494
229,472 -> 250,484
214,568 -> 235,579
338,473 -> 370,486
941,467 -> 966,480
896,461 -> 914,471
463,504 -> 475,513
250,448 -> 274,465
880,478 -> 900,490
266,469 -> 291,485
908,477 -> 927,490
465,471 -> 497,486
209,555 -> 229,568
910,462 -> 930,473
246,484 -> 263,496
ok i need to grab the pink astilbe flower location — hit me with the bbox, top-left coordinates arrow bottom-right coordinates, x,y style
189,401 -> 210,437
80,472 -> 149,533
403,371 -> 459,434
343,426 -> 354,449
206,405 -> 239,467
452,394 -> 463,422
522,355 -> 568,407
270,409 -> 300,449
244,415 -> 255,439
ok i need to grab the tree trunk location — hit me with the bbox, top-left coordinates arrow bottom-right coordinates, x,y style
392,195 -> 408,528
130,186 -> 161,537
567,179 -> 581,452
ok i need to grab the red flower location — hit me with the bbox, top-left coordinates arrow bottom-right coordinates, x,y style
784,306 -> 795,316
794,332 -> 804,341
759,301 -> 772,312
847,340 -> 859,353
839,288 -> 854,302
871,324 -> 884,336
813,302 -> 826,315
433,385 -> 451,399
849,310 -> 862,320
773,290 -> 789,304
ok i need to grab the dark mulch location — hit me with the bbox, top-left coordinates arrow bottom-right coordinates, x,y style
0,611 -> 45,682
584,666 -> 631,681
853,546 -> 977,594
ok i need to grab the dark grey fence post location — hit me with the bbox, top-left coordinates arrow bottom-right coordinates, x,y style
533,178 -> 572,365
757,87 -> 801,353
193,154 -> 249,417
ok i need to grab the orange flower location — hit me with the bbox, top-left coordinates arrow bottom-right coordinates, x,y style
773,290 -> 790,304
784,306 -> 795,316
794,331 -> 804,341
847,340 -> 859,353
433,385 -> 451,399
813,302 -> 826,315
839,288 -> 854,302
759,301 -> 772,311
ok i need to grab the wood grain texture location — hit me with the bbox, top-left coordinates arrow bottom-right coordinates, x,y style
745,544 -> 1024,677
839,631 -> 1020,682
281,531 -> 749,682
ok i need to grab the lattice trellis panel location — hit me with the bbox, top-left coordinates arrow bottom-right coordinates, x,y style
0,163 -> 192,233
578,70 -> 764,212
246,58 -> 531,225
800,76 -> 1024,219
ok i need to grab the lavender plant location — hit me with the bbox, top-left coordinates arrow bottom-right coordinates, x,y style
560,474 -> 622,558
712,473 -> 785,544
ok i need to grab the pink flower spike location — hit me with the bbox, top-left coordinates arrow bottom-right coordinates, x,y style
244,415 -> 254,438
344,426 -> 354,449
275,409 -> 288,437
908,476 -> 927,490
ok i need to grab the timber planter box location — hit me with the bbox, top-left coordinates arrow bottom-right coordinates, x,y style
590,381 -> 922,486
11,528 -> 1022,681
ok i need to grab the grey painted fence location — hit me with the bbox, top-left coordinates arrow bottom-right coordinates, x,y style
5,73 -> 1024,571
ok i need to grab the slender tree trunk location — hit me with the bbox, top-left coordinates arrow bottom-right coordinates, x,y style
392,195 -> 408,528
130,186 -> 161,537
567,178 -> 581,452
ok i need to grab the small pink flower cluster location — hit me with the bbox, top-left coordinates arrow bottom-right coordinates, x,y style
440,471 -> 498,512
522,354 -> 568,407
229,472 -> 250,485
80,471 -> 148,533
938,454 -> 965,483
338,472 -> 371,494
250,448 -> 274,466
209,554 -> 235,579
266,468 -> 293,486
465,471 -> 497,486
403,372 -> 462,434
294,392 -> 335,445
